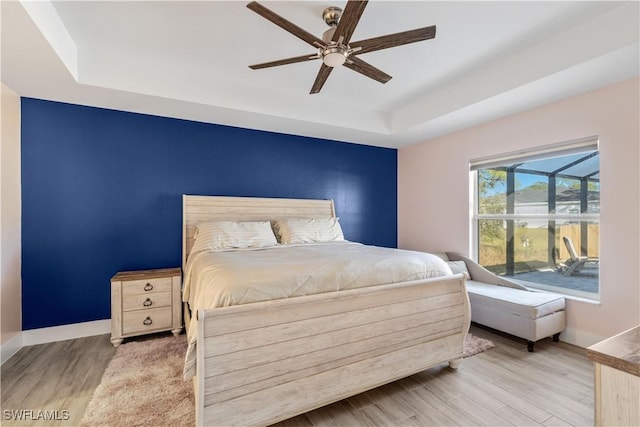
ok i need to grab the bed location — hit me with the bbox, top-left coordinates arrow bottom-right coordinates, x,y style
182,195 -> 471,426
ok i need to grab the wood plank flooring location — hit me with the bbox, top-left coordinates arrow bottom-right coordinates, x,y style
1,334 -> 116,426
1,326 -> 594,426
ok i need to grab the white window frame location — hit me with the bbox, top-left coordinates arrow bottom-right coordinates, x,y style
470,137 -> 600,300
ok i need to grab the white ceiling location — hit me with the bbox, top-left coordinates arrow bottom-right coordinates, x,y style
2,1 -> 638,148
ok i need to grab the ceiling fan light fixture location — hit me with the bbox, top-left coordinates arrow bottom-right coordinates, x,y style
322,46 -> 347,67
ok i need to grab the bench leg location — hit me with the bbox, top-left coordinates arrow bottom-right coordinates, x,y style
553,333 -> 560,342
527,341 -> 535,352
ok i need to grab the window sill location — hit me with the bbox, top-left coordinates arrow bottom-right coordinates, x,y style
511,278 -> 601,303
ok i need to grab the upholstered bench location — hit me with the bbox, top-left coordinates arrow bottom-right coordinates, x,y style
439,252 -> 566,352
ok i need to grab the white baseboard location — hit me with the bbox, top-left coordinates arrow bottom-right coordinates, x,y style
1,333 -> 23,366
560,326 -> 607,348
22,319 -> 111,347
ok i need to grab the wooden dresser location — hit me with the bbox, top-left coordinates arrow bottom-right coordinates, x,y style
587,325 -> 640,427
111,267 -> 183,347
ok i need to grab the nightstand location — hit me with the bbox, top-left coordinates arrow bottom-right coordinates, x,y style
110,267 -> 183,347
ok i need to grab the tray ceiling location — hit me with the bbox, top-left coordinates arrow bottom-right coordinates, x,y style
2,1 -> 638,148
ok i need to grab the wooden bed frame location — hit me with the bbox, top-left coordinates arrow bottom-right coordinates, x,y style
182,195 -> 471,427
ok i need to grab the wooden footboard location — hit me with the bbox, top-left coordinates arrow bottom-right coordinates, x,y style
194,274 -> 470,427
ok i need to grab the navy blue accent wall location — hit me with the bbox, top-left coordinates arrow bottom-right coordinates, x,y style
21,98 -> 397,330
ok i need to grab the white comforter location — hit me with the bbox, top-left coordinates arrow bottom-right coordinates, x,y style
182,242 -> 452,378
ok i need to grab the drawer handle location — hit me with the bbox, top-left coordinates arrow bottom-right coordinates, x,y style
144,283 -> 153,291
143,298 -> 153,307
143,317 -> 152,326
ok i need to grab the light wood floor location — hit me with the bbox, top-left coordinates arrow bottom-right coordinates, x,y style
1,326 -> 594,426
1,334 -> 116,426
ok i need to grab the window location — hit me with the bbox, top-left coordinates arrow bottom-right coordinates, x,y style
471,137 -> 600,299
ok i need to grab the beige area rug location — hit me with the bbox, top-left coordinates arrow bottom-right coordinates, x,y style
80,335 -> 194,427
82,332 -> 494,426
463,332 -> 496,358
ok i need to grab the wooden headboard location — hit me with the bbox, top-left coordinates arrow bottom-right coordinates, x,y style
182,195 -> 336,269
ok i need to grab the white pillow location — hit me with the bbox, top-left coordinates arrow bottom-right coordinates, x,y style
190,221 -> 278,254
446,260 -> 470,279
274,217 -> 345,244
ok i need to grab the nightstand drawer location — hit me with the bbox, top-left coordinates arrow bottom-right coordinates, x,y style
122,307 -> 172,335
122,277 -> 172,296
122,291 -> 172,312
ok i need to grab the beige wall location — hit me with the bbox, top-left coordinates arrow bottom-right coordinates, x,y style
1,83 -> 22,345
399,77 -> 640,347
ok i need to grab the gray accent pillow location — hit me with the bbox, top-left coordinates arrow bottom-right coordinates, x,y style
447,260 -> 470,279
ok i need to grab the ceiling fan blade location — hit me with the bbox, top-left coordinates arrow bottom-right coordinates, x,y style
247,1 -> 324,48
350,25 -> 436,56
343,56 -> 391,84
332,0 -> 368,44
310,64 -> 333,94
249,54 -> 319,70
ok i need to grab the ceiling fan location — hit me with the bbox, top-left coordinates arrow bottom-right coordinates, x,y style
247,1 -> 436,94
